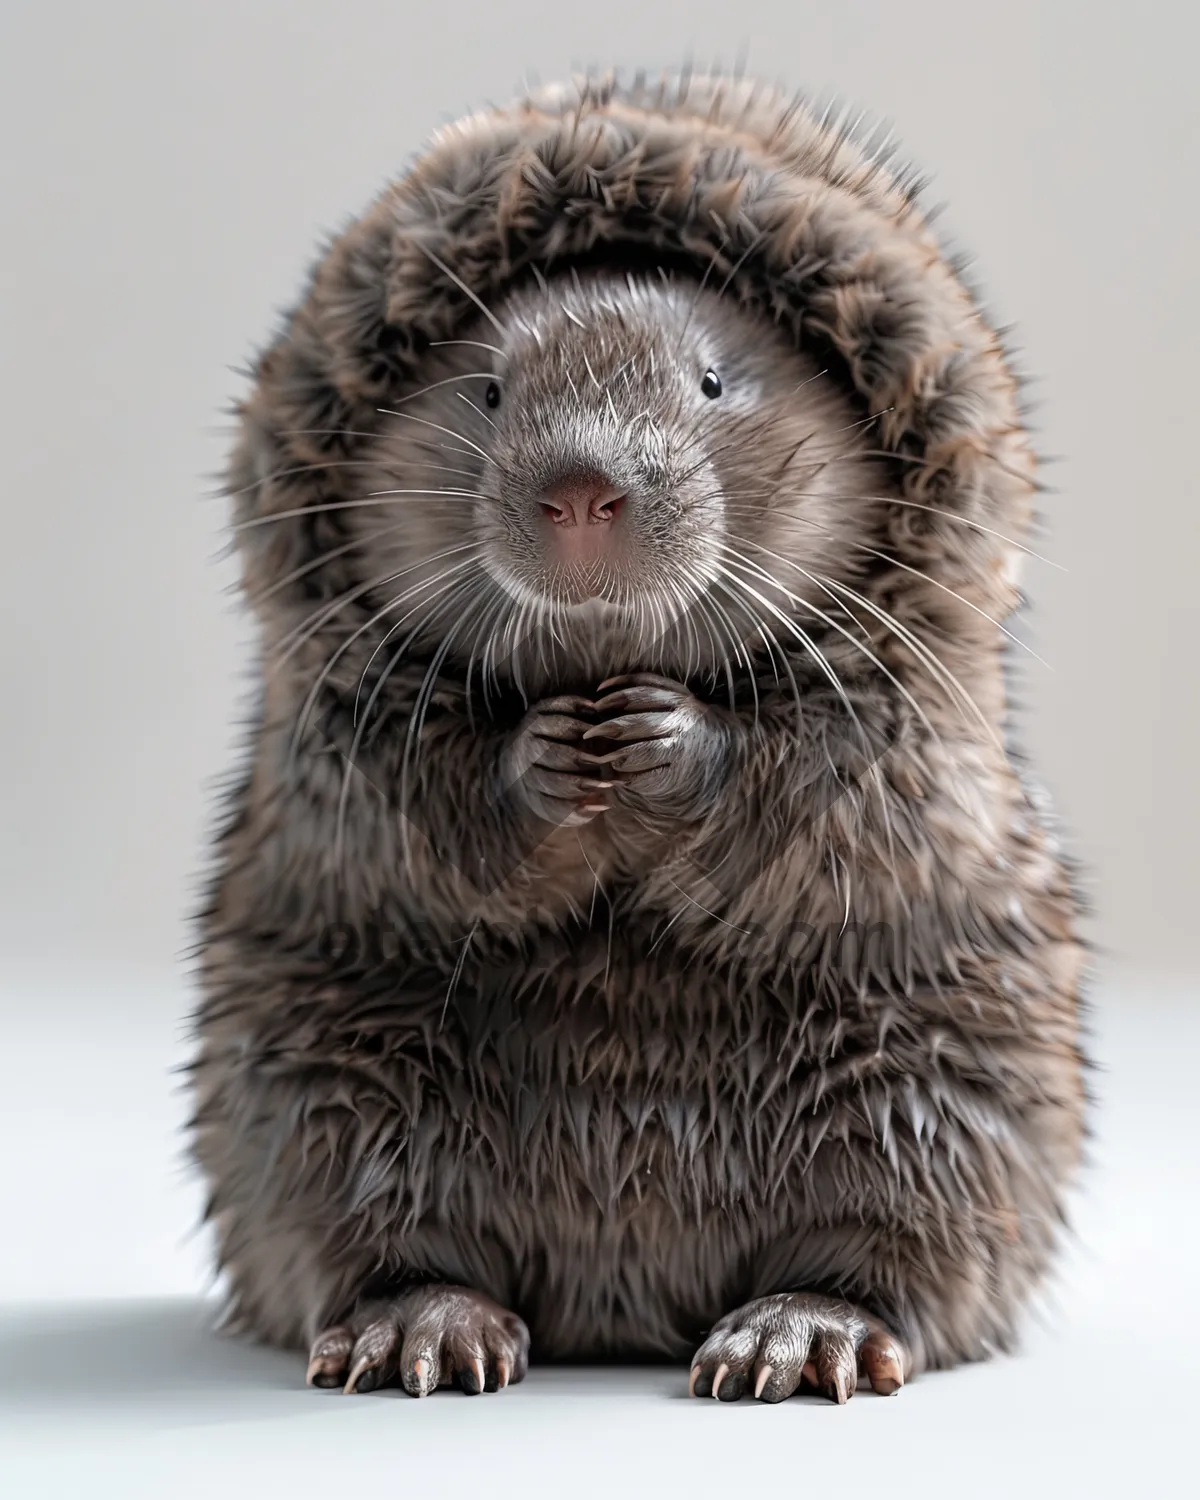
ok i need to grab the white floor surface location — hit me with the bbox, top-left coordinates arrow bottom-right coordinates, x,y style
2,974 -> 1195,1496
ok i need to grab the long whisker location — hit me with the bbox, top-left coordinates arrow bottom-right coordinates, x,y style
714,231 -> 767,303
275,559 -> 433,663
285,547 -> 483,746
351,551 -> 485,724
710,557 -> 876,762
430,338 -> 505,358
414,243 -> 509,341
707,572 -> 788,724
270,431 -> 483,480
684,566 -> 756,707
463,586 -> 510,725
881,496 -> 1063,569
233,489 -> 482,530
333,574 -> 479,871
244,520 -> 410,607
723,480 -> 1060,570
224,457 -> 401,502
715,546 -> 904,877
395,577 -> 517,868
815,570 -> 997,745
271,545 -> 482,700
459,390 -> 499,433
716,538 -> 941,742
842,540 -> 1049,667
389,370 -> 502,408
377,407 -> 496,468
840,444 -> 1052,497
399,584 -> 499,843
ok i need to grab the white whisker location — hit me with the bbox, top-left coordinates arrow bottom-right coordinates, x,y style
414,243 -> 509,340
377,408 -> 496,468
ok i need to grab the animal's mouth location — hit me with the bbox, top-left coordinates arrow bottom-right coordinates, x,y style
544,567 -> 633,609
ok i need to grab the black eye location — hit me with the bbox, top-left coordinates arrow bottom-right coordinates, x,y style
485,380 -> 501,409
701,369 -> 722,399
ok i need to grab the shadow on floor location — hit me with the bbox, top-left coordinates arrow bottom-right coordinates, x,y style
0,1299 -> 694,1430
0,1298 -> 322,1427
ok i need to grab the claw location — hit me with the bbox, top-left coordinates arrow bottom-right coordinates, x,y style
754,1364 -> 774,1400
496,1355 -> 511,1390
469,1356 -> 486,1394
412,1356 -> 430,1396
343,1355 -> 373,1394
712,1361 -> 731,1399
688,1364 -> 703,1398
563,803 -> 607,826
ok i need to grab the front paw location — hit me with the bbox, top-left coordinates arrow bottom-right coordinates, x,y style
689,1292 -> 910,1404
583,673 -> 730,820
501,694 -> 612,828
307,1285 -> 529,1397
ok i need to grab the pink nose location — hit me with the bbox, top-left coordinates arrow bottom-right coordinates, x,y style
539,474 -> 627,527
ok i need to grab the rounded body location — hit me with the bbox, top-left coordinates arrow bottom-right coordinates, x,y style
190,72 -> 1087,1390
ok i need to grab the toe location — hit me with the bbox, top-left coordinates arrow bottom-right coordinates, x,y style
754,1362 -> 804,1404
445,1328 -> 488,1396
688,1329 -> 727,1395
485,1314 -> 529,1391
398,1325 -> 444,1397
752,1329 -> 813,1404
713,1362 -> 750,1402
345,1359 -> 380,1394
562,802 -> 608,826
596,673 -> 683,695
400,1352 -> 439,1398
536,695 -> 596,717
343,1317 -> 401,1394
456,1355 -> 487,1396
583,710 -> 674,743
533,740 -> 609,772
306,1326 -> 354,1389
861,1329 -> 907,1396
599,740 -> 675,775
814,1331 -> 859,1404
530,712 -> 592,743
690,1326 -> 758,1402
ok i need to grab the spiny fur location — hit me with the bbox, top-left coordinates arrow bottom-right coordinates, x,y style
189,69 -> 1089,1376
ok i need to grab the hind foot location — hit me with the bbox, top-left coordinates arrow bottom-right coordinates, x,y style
306,1285 -> 530,1397
689,1292 -> 910,1404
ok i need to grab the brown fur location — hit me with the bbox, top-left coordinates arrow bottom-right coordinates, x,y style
189,70 -> 1088,1395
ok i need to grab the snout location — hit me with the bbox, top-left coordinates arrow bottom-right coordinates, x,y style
537,472 -> 627,565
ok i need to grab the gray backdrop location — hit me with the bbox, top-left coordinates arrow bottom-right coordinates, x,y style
3,0 -> 1195,988
2,4 -> 1196,1492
